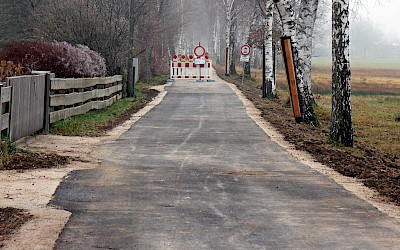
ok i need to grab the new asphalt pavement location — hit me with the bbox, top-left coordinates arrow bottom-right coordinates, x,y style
51,79 -> 400,249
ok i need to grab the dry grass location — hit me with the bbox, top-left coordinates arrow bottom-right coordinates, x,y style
239,64 -> 400,158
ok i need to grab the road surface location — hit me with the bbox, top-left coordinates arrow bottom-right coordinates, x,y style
52,79 -> 400,249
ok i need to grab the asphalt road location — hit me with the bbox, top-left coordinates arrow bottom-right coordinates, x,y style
52,80 -> 400,249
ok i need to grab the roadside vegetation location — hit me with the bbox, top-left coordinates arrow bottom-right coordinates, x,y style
249,62 -> 400,158
0,75 -> 168,170
217,62 -> 400,205
49,76 -> 168,137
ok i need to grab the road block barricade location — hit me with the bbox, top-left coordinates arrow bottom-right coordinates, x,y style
170,61 -> 213,81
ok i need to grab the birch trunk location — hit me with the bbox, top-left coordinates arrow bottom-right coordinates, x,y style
331,0 -> 353,147
274,0 -> 318,125
223,0 -> 236,75
225,2 -> 233,75
297,0 -> 319,96
213,16 -> 221,62
262,0 -> 275,98
244,13 -> 258,76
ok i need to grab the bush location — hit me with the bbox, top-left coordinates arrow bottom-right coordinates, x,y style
0,60 -> 28,82
0,40 -> 106,78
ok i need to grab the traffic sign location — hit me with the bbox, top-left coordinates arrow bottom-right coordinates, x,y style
194,45 -> 206,58
195,57 -> 206,65
241,44 -> 251,56
240,55 -> 250,62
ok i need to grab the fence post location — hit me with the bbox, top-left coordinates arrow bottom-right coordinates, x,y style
43,74 -> 51,133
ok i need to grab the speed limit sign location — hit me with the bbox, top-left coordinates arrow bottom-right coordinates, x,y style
240,44 -> 251,56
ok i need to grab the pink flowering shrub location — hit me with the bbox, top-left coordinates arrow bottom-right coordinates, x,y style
0,40 -> 106,78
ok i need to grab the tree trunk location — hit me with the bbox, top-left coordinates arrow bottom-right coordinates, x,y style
244,13 -> 258,76
262,0 -> 275,98
229,18 -> 237,75
297,0 -> 319,96
274,0 -> 318,126
213,16 -> 221,62
330,0 -> 353,147
225,3 -> 232,76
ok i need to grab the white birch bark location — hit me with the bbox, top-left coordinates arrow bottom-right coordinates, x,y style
223,0 -> 235,75
178,0 -> 184,56
260,0 -> 275,97
297,0 -> 319,95
213,16 -> 221,62
274,0 -> 318,125
331,0 -> 353,146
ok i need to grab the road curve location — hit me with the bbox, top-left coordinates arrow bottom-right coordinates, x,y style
52,79 -> 400,249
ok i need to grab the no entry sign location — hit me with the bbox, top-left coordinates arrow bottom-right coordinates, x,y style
240,44 -> 251,56
194,45 -> 206,58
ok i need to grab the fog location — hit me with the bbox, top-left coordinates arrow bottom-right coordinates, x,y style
355,0 -> 400,41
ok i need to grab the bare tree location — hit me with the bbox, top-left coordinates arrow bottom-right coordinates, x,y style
330,0 -> 353,146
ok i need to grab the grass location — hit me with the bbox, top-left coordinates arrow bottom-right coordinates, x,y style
238,62 -> 400,158
49,97 -> 144,136
0,138 -> 19,166
49,75 -> 168,137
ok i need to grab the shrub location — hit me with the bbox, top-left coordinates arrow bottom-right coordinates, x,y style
0,60 -> 28,82
0,40 -> 106,78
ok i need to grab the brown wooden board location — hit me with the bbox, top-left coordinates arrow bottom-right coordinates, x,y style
281,37 -> 302,122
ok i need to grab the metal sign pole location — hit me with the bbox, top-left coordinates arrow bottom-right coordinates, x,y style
241,62 -> 245,84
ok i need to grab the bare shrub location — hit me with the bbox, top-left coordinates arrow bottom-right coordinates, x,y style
0,40 -> 106,78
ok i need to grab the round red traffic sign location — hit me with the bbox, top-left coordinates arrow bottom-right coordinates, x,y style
194,45 -> 206,58
241,44 -> 251,56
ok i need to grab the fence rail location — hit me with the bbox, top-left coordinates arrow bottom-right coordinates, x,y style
0,84 -> 12,140
49,76 -> 123,124
0,74 -> 123,142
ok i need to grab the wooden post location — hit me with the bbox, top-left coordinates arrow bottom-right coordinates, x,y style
225,48 -> 230,76
43,74 -> 51,132
281,37 -> 302,123
127,58 -> 134,97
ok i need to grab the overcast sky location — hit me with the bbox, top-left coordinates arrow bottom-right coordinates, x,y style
357,0 -> 400,40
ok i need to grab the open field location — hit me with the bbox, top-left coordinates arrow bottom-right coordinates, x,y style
238,61 -> 400,158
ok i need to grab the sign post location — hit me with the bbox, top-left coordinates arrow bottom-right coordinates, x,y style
240,44 -> 251,84
194,44 -> 206,82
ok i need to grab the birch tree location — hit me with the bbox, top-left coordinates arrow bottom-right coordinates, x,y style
330,0 -> 353,146
222,0 -> 237,75
258,0 -> 276,98
213,16 -> 222,62
273,0 -> 318,125
297,0 -> 319,96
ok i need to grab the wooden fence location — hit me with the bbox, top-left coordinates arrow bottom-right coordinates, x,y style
49,75 -> 123,123
0,83 -> 12,140
8,75 -> 47,142
0,74 -> 123,142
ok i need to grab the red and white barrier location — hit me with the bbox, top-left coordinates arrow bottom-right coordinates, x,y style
170,61 -> 213,81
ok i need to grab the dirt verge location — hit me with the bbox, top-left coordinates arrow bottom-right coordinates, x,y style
215,66 -> 399,206
0,85 -> 169,249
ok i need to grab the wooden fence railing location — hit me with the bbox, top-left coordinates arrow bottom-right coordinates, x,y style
0,74 -> 123,142
0,83 -> 12,140
49,75 -> 123,123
